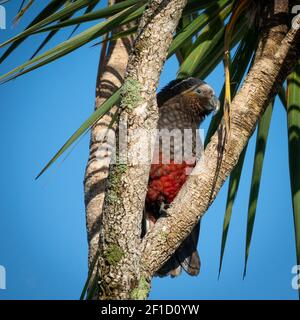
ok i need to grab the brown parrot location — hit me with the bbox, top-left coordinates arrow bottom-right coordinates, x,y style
143,77 -> 220,277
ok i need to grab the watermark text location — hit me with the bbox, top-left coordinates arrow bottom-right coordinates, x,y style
292,5 -> 300,30
0,3 -> 6,30
94,120 -> 205,176
291,265 -> 300,290
0,265 -> 6,290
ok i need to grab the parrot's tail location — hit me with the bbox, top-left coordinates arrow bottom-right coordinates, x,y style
142,211 -> 201,277
155,223 -> 201,277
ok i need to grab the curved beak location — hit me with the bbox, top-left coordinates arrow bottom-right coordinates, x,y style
209,95 -> 220,114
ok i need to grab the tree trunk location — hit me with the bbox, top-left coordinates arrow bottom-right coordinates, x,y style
98,0 -> 188,300
84,0 -> 133,283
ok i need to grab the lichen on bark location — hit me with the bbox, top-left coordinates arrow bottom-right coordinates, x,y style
131,276 -> 150,300
106,161 -> 128,206
121,78 -> 143,111
105,244 -> 125,265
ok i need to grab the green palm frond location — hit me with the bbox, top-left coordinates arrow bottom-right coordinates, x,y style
0,0 -> 100,48
17,0 -> 27,14
219,146 -> 247,276
243,100 -> 274,277
178,3 -> 231,77
0,0 -> 68,63
287,62 -> 300,299
0,2 -> 144,83
278,86 -> 287,110
14,0 -> 35,24
208,28 -> 257,275
36,0 -> 142,33
28,10 -> 76,60
36,89 -> 121,179
205,26 -> 257,145
68,2 -> 99,39
168,0 -> 231,58
80,250 -> 100,300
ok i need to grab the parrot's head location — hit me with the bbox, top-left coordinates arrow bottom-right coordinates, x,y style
191,80 -> 220,115
157,77 -> 220,119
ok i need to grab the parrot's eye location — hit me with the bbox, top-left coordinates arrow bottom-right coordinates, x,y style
195,89 -> 202,95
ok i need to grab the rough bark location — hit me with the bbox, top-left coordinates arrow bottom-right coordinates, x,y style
140,0 -> 300,278
98,0 -> 188,300
84,1 -> 133,269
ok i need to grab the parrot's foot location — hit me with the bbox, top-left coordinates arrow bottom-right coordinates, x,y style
159,202 -> 170,217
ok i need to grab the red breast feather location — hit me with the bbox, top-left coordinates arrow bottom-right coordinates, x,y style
146,161 -> 195,204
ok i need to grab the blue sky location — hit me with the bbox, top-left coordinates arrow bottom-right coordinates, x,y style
0,1 -> 298,300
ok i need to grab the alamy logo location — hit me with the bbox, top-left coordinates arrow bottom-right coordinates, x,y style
0,265 -> 6,289
0,0 -> 6,30
292,5 -> 300,30
291,265 -> 300,291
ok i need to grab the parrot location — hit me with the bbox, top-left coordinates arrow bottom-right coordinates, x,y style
143,77 -> 220,277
